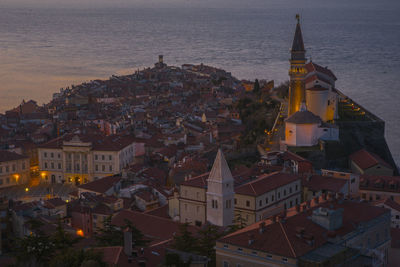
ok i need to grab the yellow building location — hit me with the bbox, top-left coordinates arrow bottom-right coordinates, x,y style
0,150 -> 30,188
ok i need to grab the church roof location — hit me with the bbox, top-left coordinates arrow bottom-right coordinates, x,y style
306,62 -> 337,81
291,22 -> 305,52
208,149 -> 234,182
285,110 -> 322,124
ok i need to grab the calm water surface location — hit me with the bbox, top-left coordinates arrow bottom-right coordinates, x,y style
0,3 -> 399,165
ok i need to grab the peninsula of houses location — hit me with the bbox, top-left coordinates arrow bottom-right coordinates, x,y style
0,16 -> 398,267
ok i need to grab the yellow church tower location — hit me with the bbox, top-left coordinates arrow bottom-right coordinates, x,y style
288,15 -> 307,116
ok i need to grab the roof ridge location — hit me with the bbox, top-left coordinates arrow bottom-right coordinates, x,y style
279,222 -> 297,258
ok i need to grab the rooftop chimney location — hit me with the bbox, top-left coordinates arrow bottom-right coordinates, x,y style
124,230 -> 133,256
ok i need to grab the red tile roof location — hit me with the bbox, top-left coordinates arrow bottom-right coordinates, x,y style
305,62 -> 337,80
219,200 -> 389,258
302,175 -> 347,193
0,150 -> 28,163
349,149 -> 393,171
112,209 -> 197,245
78,175 -> 121,194
235,172 -> 300,197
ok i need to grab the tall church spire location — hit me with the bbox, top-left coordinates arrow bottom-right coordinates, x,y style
288,14 -> 307,116
291,15 -> 305,54
206,149 -> 234,227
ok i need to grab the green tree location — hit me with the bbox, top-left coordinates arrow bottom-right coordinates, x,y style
165,253 -> 192,267
94,216 -> 123,246
195,225 -> 222,267
171,223 -> 196,252
52,220 -> 81,250
253,79 -> 260,94
49,248 -> 106,267
124,219 -> 149,249
13,219 -> 55,267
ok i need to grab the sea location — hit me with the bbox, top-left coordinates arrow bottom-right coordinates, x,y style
0,1 -> 399,166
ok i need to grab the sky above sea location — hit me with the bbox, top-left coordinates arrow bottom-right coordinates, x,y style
0,0 -> 399,165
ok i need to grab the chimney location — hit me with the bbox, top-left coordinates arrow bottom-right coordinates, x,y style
259,222 -> 266,233
124,230 -> 133,256
248,234 -> 255,245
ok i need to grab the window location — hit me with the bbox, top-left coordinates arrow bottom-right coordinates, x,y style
234,198 -> 237,204
6,178 -> 9,184
12,164 -> 15,171
95,165 -> 98,171
246,201 -> 250,207
282,258 -> 288,262
58,163 -> 62,169
295,184 -> 298,191
102,155 -> 105,160
6,166 -> 9,172
223,244 -> 228,248
265,197 -> 268,204
44,152 -> 47,158
396,215 -> 399,220
212,200 -> 218,209
22,162 -> 25,169
51,162 -> 54,169
58,153 -> 61,159
259,200 -> 262,207
226,200 -> 231,209
351,178 -> 355,184
289,187 -> 292,194
102,165 -> 105,171
109,165 -> 112,172
95,155 -> 98,160
284,189 -> 286,196
44,162 -> 48,168
278,192 -> 280,199
223,261 -> 229,267
267,255 -> 272,259
51,152 -> 54,158
252,251 -> 258,255
237,248 -> 243,252
109,155 -> 112,160
272,195 -> 274,201
0,167 -> 2,173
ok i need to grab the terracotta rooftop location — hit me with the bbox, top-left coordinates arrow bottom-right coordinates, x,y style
0,150 -> 28,163
219,200 -> 389,259
305,62 -> 337,81
78,175 -> 121,194
349,149 -> 393,171
235,172 -> 300,197
302,175 -> 347,193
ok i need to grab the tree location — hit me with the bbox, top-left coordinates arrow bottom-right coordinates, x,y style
52,220 -> 81,250
13,219 -> 55,267
124,219 -> 149,249
94,216 -> 123,247
171,223 -> 196,253
49,249 -> 107,267
165,253 -> 192,267
195,225 -> 223,267
253,79 -> 260,94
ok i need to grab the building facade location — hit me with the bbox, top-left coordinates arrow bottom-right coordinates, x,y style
38,134 -> 136,185
0,151 -> 30,188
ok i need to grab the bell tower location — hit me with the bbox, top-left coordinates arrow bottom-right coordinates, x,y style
288,14 -> 307,116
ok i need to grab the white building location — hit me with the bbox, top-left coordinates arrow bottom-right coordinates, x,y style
285,104 -> 339,147
38,134 -> 136,185
206,149 -> 235,227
